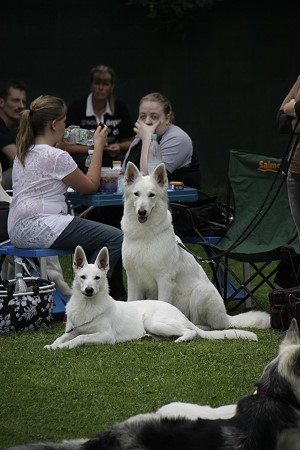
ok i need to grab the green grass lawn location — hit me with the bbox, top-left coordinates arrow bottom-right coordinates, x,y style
0,245 -> 283,449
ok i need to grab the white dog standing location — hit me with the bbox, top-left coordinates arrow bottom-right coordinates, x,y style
121,162 -> 270,331
45,246 -> 257,350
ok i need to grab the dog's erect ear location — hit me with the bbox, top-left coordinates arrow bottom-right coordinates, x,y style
280,318 -> 300,351
96,247 -> 110,272
152,163 -> 168,187
73,246 -> 87,270
125,162 -> 141,186
289,318 -> 299,334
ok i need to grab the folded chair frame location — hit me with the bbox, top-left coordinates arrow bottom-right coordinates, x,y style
178,150 -> 300,312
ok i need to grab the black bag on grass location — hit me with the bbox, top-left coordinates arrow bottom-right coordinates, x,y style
0,277 -> 55,333
274,256 -> 300,288
269,286 -> 300,331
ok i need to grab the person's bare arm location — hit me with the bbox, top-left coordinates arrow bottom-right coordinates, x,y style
63,141 -> 92,154
56,138 -> 91,155
134,120 -> 160,175
283,99 -> 297,117
105,138 -> 134,155
1,143 -> 17,162
56,126 -> 91,155
63,125 -> 107,194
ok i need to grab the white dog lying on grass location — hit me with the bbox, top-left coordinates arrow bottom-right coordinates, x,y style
44,246 -> 257,350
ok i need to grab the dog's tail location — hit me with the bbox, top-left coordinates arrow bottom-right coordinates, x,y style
198,328 -> 258,341
228,311 -> 270,329
5,439 -> 88,450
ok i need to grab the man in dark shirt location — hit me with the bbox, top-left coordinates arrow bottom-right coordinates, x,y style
0,80 -> 27,188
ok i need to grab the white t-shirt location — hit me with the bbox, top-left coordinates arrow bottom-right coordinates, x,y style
8,144 -> 77,248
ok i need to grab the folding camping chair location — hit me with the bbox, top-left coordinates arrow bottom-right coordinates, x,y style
194,149 -> 300,311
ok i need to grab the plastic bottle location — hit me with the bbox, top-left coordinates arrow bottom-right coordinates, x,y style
65,128 -> 95,146
147,134 -> 162,175
14,272 -> 29,293
85,149 -> 94,169
117,172 -> 125,193
112,161 -> 124,194
112,161 -> 122,173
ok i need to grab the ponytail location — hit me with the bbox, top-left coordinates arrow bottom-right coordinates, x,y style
16,109 -> 34,166
16,95 -> 66,167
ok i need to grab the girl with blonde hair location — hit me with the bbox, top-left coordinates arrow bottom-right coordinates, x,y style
8,95 -> 126,299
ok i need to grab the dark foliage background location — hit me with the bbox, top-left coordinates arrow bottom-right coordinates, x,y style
1,0 -> 300,189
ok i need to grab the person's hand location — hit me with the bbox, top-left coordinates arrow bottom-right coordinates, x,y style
134,119 -> 160,141
64,125 -> 80,140
66,125 -> 79,132
283,99 -> 296,117
56,138 -> 75,151
55,125 -> 80,149
94,124 -> 108,148
105,143 -> 121,155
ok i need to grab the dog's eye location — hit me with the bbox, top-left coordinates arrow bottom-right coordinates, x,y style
80,275 -> 86,280
134,191 -> 139,197
149,193 -> 155,198
94,276 -> 100,280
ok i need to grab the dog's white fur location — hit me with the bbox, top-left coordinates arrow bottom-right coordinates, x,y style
46,257 -> 72,298
127,402 -> 237,424
156,401 -> 237,420
121,162 -> 270,332
45,246 -> 258,350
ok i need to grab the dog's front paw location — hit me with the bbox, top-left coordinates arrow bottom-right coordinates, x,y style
44,344 -> 56,350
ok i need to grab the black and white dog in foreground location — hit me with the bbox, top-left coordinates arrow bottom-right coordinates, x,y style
6,320 -> 300,449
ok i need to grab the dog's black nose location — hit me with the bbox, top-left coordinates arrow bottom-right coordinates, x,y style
138,209 -> 147,216
85,287 -> 94,296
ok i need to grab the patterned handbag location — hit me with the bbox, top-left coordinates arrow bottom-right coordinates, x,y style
0,277 -> 55,333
